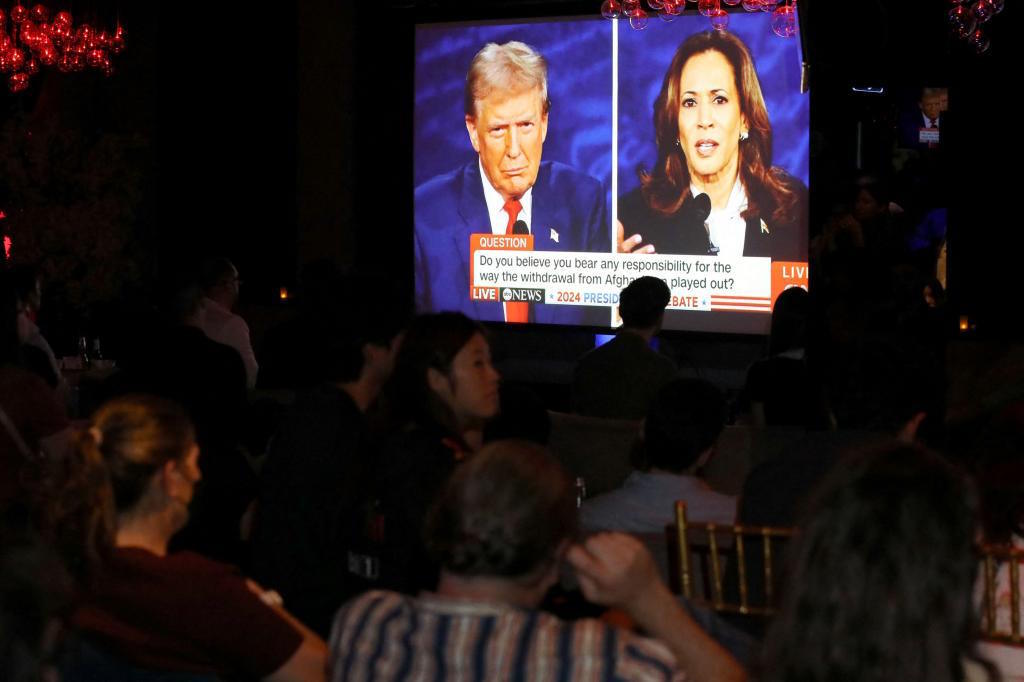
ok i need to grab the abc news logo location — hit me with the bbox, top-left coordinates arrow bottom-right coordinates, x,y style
501,287 -> 544,303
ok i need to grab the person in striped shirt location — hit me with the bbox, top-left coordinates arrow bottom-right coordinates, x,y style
329,440 -> 744,682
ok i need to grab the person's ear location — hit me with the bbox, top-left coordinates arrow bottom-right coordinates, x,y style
427,366 -> 450,398
159,460 -> 179,498
898,411 -> 927,443
465,115 -> 481,154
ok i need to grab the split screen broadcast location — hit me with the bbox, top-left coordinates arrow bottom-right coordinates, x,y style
413,13 -> 808,334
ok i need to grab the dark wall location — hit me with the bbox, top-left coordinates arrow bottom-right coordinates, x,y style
154,3 -> 298,297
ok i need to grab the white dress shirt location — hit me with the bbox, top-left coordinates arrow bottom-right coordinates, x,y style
199,297 -> 258,389
479,160 -> 534,322
480,159 -> 533,235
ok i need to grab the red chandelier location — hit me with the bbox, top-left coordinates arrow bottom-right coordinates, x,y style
600,0 -> 798,37
947,0 -> 1004,54
0,4 -> 125,93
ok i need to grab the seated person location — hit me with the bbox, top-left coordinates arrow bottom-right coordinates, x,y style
582,378 -> 735,533
329,440 -> 744,682
0,275 -> 70,514
55,395 -> 326,681
0,533 -> 73,682
251,313 -> 402,637
759,443 -> 994,682
738,286 -> 832,429
369,313 -> 501,595
572,276 -> 676,420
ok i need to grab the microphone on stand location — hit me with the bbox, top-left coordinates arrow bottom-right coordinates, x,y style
512,220 -> 529,236
684,193 -> 714,255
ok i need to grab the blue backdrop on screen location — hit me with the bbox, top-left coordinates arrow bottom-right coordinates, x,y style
414,19 -> 614,205
617,13 -> 809,197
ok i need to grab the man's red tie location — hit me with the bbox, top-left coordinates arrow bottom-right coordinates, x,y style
503,198 -> 528,323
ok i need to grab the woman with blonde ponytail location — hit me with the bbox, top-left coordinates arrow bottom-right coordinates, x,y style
62,395 -> 327,681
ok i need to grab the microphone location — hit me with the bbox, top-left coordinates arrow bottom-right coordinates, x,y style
689,193 -> 712,223
512,220 -> 529,236
685,193 -> 715,255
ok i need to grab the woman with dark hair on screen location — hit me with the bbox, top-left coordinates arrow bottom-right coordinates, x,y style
759,444 -> 997,682
46,395 -> 326,681
618,30 -> 807,260
368,312 -> 501,594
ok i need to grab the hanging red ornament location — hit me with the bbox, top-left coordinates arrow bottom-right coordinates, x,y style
5,46 -> 25,71
0,7 -> 126,92
709,8 -> 730,30
37,42 -> 56,65
29,4 -> 47,23
108,25 -> 125,55
86,47 -> 106,68
771,3 -> 798,37
49,20 -> 71,46
20,20 -> 40,46
662,0 -> 683,16
948,5 -> 976,35
971,0 -> 995,23
9,5 -> 28,24
600,0 -> 621,18
698,0 -> 721,16
8,70 -> 29,92
629,8 -> 649,29
969,27 -> 990,52
67,37 -> 86,55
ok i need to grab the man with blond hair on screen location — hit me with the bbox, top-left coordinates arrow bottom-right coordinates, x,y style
414,41 -> 610,325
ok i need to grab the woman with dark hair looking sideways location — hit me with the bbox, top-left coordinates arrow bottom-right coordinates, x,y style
369,312 -> 501,594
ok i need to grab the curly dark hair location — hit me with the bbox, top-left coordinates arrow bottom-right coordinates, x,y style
759,443 -> 995,682
425,440 -> 578,582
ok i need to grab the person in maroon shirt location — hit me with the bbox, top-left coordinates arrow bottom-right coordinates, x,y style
58,395 -> 326,681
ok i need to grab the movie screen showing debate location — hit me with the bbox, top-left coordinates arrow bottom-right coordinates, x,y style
414,12 -> 808,334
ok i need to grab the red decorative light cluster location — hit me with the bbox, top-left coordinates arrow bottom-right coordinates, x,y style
0,4 -> 124,93
600,0 -> 798,37
947,0 -> 1003,54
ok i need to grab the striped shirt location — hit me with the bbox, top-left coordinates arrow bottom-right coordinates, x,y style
329,590 -> 684,682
